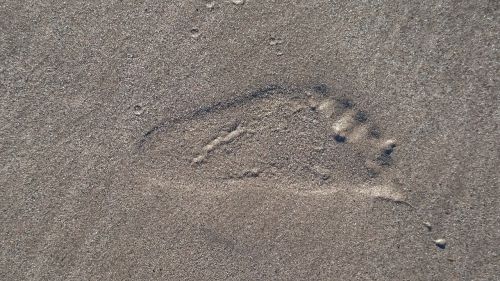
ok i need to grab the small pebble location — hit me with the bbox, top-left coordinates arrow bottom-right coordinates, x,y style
190,28 -> 200,38
231,0 -> 245,5
380,140 -> 397,156
434,238 -> 447,249
423,222 -> 432,231
133,105 -> 144,115
206,1 -> 215,9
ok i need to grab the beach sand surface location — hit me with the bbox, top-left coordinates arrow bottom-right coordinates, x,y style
1,1 -> 498,280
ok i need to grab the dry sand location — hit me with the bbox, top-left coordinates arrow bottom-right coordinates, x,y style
1,1 -> 499,280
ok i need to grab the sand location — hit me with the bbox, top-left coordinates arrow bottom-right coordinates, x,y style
1,1 -> 499,280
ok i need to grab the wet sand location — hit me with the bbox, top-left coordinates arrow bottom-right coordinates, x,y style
1,1 -> 499,280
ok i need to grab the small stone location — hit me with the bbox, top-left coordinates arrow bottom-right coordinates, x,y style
383,139 -> 397,149
231,0 -> 245,5
206,1 -> 215,9
190,28 -> 200,38
434,238 -> 447,249
133,105 -> 144,115
423,222 -> 432,231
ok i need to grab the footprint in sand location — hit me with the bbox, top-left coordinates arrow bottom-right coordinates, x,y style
136,83 -> 406,204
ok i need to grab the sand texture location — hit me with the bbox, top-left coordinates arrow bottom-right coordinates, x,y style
1,1 -> 499,280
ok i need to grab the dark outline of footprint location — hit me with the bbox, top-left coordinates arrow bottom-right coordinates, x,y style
138,84 -> 285,149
